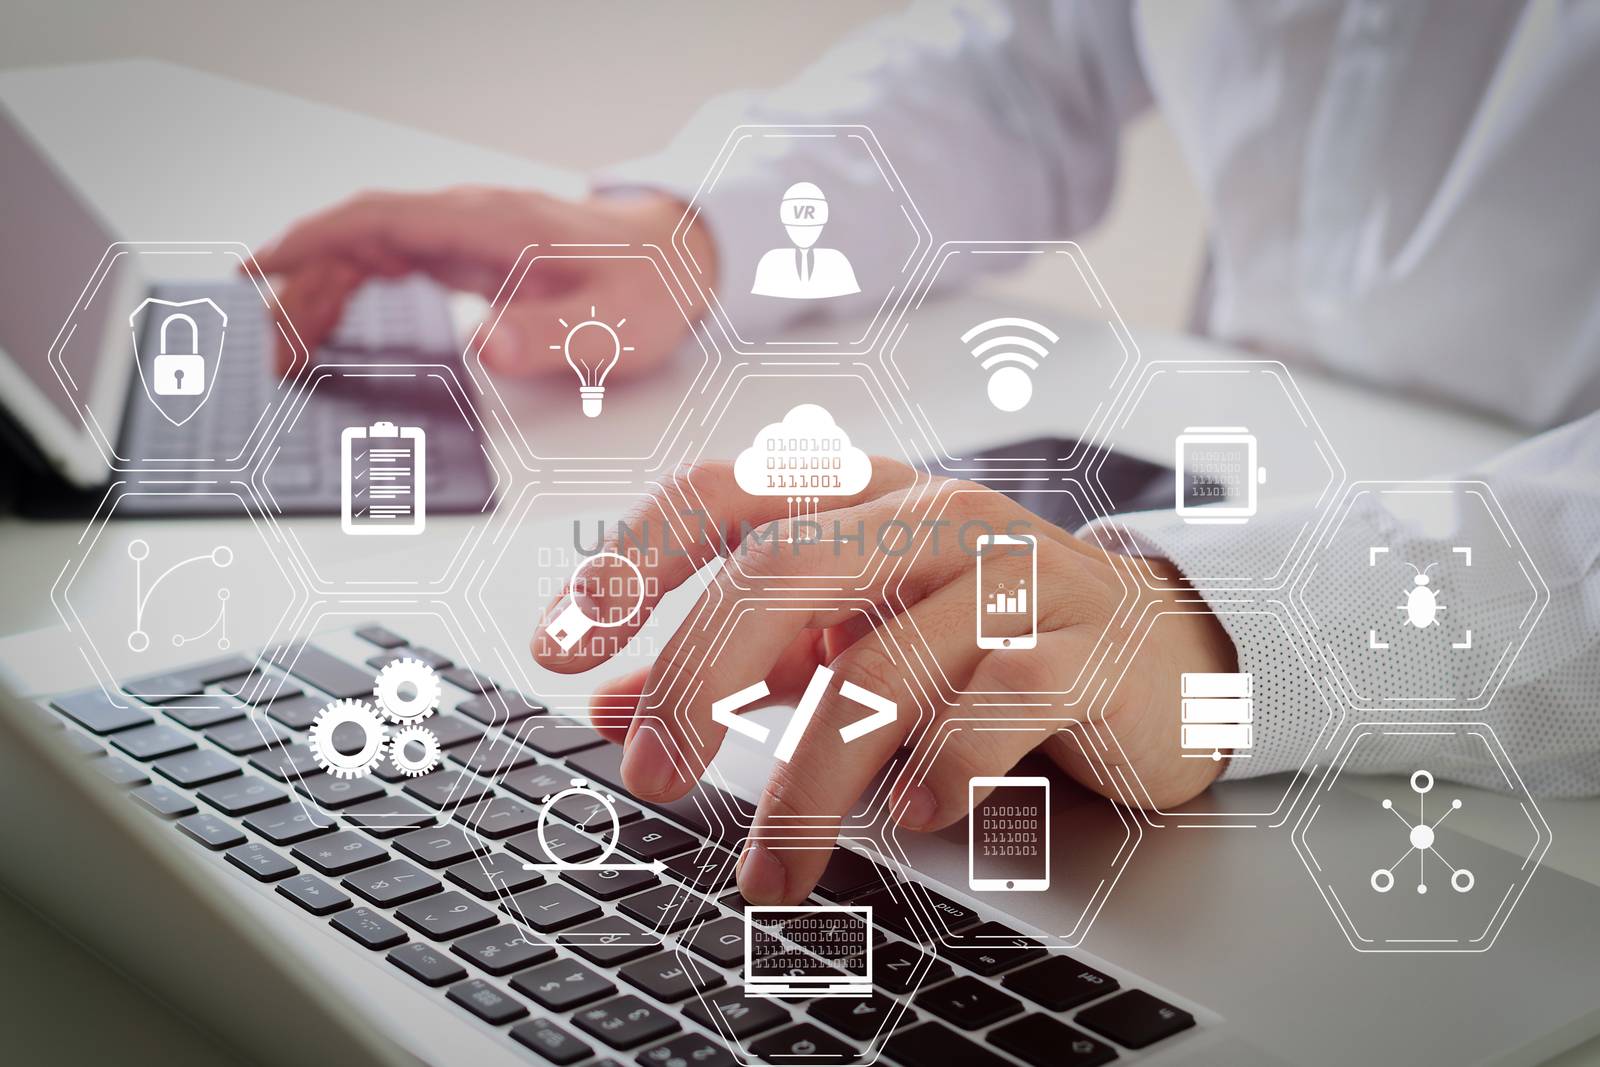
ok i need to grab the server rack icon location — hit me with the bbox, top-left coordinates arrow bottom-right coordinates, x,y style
1180,671 -> 1252,761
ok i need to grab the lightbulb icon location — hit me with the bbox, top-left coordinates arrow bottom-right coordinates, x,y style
551,308 -> 633,418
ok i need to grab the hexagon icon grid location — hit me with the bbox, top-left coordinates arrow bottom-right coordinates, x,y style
1090,606 -> 1341,825
52,481 -> 306,705
46,241 -> 309,474
1290,480 -> 1550,713
1292,722 -> 1552,953
883,241 -> 1140,476
1092,360 -> 1346,594
672,124 -> 930,356
882,721 -> 1141,950
463,243 -> 721,470
252,359 -> 514,597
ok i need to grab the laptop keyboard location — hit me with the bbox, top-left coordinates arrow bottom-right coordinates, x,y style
41,626 -> 1206,1066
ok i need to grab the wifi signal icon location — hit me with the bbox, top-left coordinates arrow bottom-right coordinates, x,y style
961,317 -> 1059,412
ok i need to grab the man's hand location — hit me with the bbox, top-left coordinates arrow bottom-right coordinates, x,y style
530,461 -> 1236,905
255,187 -> 715,376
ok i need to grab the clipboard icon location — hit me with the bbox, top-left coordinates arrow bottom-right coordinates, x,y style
341,421 -> 426,535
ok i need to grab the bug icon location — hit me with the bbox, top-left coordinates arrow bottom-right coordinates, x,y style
1398,562 -> 1444,629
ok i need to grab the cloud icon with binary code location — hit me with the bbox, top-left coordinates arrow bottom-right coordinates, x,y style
734,404 -> 872,497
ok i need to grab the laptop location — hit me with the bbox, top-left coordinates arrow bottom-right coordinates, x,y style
0,102 -> 492,517
4,527 -> 1600,1067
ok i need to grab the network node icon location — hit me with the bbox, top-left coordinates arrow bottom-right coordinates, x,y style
1371,770 -> 1474,895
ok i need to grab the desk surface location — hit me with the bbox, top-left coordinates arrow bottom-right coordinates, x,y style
1,59 -> 1595,1067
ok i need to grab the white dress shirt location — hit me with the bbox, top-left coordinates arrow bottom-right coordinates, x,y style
622,0 -> 1600,794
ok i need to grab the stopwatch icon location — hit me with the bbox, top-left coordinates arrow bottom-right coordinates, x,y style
520,778 -> 666,873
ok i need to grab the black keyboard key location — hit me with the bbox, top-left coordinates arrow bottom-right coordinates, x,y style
343,858 -> 441,907
936,922 -> 1046,977
292,830 -> 387,875
393,645 -> 453,671
511,958 -> 616,1012
914,976 -> 1022,1030
1000,956 -> 1118,1012
446,853 -> 543,899
52,689 -> 150,735
122,671 -> 203,703
265,694 -> 325,730
616,819 -> 696,863
665,844 -> 736,893
332,907 -> 407,950
276,873 -> 351,916
425,714 -> 482,750
249,742 -> 323,781
551,788 -> 643,833
356,624 -> 407,649
341,794 -> 435,836
638,1034 -> 736,1067
178,812 -> 246,850
1074,990 -> 1194,1049
396,890 -> 496,939
564,742 -> 627,794
110,723 -> 196,761
440,666 -> 493,693
620,951 -> 723,1003
685,915 -> 747,968
990,1015 -> 1117,1067
562,916 -> 658,967
269,643 -> 374,700
520,720 -> 605,757
449,738 -> 536,777
503,883 -> 602,933
162,696 -> 247,730
812,847 -> 885,902
131,782 -> 197,818
452,924 -> 555,976
685,990 -> 790,1040
198,775 -> 288,816
573,995 -> 678,1051
221,672 -> 304,706
244,803 -> 336,845
396,825 -> 483,869
502,764 -> 579,805
811,993 -> 916,1041
751,1023 -> 857,1062
886,1021 -> 1010,1067
184,654 -> 255,685
507,824 -> 601,867
511,1018 -> 593,1065
403,768 -> 489,810
153,749 -> 240,789
875,939 -> 950,996
455,796 -> 542,838
456,689 -> 542,726
617,884 -> 715,934
205,716 -> 290,755
562,864 -> 658,902
299,773 -> 386,810
388,942 -> 467,987
225,841 -> 296,882
95,757 -> 150,787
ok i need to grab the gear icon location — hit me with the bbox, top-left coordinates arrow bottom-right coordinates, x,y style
389,725 -> 442,778
308,699 -> 389,780
374,657 -> 441,723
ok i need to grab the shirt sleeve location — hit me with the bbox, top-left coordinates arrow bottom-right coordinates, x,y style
1081,410 -> 1600,798
602,0 -> 1152,338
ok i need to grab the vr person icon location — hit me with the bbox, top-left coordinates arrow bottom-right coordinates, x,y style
750,181 -> 860,300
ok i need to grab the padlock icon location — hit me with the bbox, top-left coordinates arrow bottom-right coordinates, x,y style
153,313 -> 206,396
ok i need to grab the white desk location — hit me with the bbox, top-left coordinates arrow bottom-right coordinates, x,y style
1,60 -> 1595,1067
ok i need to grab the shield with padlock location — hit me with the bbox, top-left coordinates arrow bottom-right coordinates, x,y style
129,296 -> 228,427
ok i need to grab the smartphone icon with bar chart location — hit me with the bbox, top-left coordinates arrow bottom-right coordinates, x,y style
975,533 -> 1037,650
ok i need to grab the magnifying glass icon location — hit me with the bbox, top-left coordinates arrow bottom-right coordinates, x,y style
543,551 -> 647,653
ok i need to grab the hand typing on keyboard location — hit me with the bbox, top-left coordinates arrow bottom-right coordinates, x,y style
254,186 -> 716,377
531,460 -> 1236,905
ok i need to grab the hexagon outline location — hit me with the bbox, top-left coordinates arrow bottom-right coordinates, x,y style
460,242 -> 722,472
46,241 -> 310,474
1091,359 -> 1347,594
1286,479 -> 1550,713
671,124 -> 931,357
881,240 -> 1140,476
1290,721 -> 1553,953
